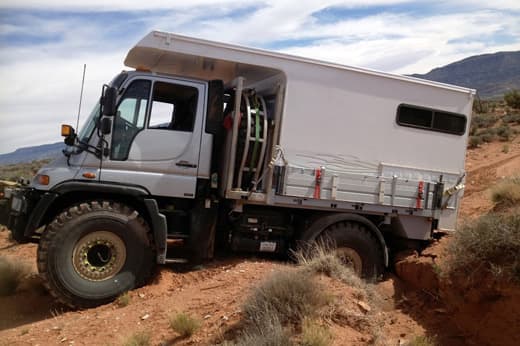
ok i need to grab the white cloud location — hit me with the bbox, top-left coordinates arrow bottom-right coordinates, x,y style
0,0 -> 519,154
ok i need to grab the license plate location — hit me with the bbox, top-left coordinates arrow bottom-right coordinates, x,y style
259,241 -> 277,252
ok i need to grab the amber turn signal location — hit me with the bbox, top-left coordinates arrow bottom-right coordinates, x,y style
61,124 -> 73,137
82,172 -> 96,179
37,175 -> 50,185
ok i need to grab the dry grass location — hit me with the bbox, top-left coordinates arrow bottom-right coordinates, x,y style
122,331 -> 151,346
243,269 -> 330,326
0,256 -> 31,296
293,243 -> 380,304
491,176 -> 520,208
116,292 -> 131,307
407,335 -> 436,346
169,312 -> 201,338
233,310 -> 292,346
300,318 -> 332,346
448,210 -> 520,283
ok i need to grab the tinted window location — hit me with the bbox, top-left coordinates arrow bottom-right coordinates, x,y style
149,82 -> 198,132
397,104 -> 466,135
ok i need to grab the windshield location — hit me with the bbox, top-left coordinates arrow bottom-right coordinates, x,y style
76,72 -> 128,143
77,103 -> 100,143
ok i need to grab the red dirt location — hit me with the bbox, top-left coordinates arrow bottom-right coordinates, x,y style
1,135 -> 519,346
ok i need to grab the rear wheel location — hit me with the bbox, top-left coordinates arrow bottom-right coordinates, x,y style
318,221 -> 384,279
37,201 -> 155,308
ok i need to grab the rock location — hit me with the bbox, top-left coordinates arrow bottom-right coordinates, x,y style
141,314 -> 150,320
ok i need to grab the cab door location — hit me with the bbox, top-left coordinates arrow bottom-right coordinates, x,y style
100,76 -> 206,198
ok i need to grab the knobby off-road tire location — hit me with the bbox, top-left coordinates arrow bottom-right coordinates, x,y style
319,221 -> 384,279
37,201 -> 155,308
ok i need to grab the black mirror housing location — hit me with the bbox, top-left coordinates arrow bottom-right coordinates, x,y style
102,86 -> 117,116
100,117 -> 112,135
205,80 -> 224,135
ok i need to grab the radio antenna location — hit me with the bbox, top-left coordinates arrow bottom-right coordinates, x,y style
76,64 -> 87,131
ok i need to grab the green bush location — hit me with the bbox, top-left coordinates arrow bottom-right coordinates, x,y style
503,113 -> 520,124
169,312 -> 200,338
468,136 -> 483,148
496,125 -> 514,141
448,211 -> 520,283
504,90 -> 520,109
470,114 -> 497,132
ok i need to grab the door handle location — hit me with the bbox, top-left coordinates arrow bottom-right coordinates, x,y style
176,161 -> 197,168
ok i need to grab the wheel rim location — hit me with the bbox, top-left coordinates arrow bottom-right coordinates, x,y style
72,231 -> 126,281
336,247 -> 363,276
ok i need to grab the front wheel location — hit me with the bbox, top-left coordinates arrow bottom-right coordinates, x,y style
37,201 -> 155,308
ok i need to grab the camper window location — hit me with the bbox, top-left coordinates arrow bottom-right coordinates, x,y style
397,104 -> 466,135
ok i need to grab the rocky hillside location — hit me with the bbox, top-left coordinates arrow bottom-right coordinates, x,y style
411,51 -> 520,99
0,142 -> 62,165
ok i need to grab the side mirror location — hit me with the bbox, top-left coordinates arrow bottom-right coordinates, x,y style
102,86 -> 117,116
61,124 -> 76,146
100,117 -> 112,135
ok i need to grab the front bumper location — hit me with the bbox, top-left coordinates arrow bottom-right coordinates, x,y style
1,187 -> 45,243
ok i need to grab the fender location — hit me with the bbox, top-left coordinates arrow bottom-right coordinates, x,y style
23,181 -> 167,264
23,180 -> 151,236
300,213 -> 389,267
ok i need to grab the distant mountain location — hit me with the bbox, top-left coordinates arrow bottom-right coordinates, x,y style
0,142 -> 63,165
411,51 -> 520,99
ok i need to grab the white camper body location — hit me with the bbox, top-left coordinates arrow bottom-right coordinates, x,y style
126,31 -> 474,239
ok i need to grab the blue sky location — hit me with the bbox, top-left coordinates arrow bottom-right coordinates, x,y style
0,0 -> 519,154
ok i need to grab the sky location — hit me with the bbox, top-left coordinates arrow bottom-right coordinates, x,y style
0,0 -> 519,154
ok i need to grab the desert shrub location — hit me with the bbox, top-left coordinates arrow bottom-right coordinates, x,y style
503,113 -> 520,124
243,269 -> 329,326
504,90 -> 520,109
407,335 -> 436,346
122,331 -> 151,346
448,211 -> 520,283
169,312 -> 200,337
293,244 -> 365,290
468,135 -> 483,148
470,114 -> 497,132
491,177 -> 520,208
116,291 -> 131,307
0,159 -> 50,181
477,127 -> 497,143
234,311 -> 293,346
0,256 -> 31,296
300,319 -> 332,346
496,125 -> 514,141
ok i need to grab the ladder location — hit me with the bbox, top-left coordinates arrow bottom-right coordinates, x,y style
236,91 -> 269,191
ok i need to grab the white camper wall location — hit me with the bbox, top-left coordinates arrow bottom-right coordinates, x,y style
279,64 -> 473,176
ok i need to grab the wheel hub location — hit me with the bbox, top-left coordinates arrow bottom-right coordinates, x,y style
72,231 -> 126,281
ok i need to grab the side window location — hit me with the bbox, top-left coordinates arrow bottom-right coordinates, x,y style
148,81 -> 198,132
396,104 -> 466,135
111,80 -> 151,160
